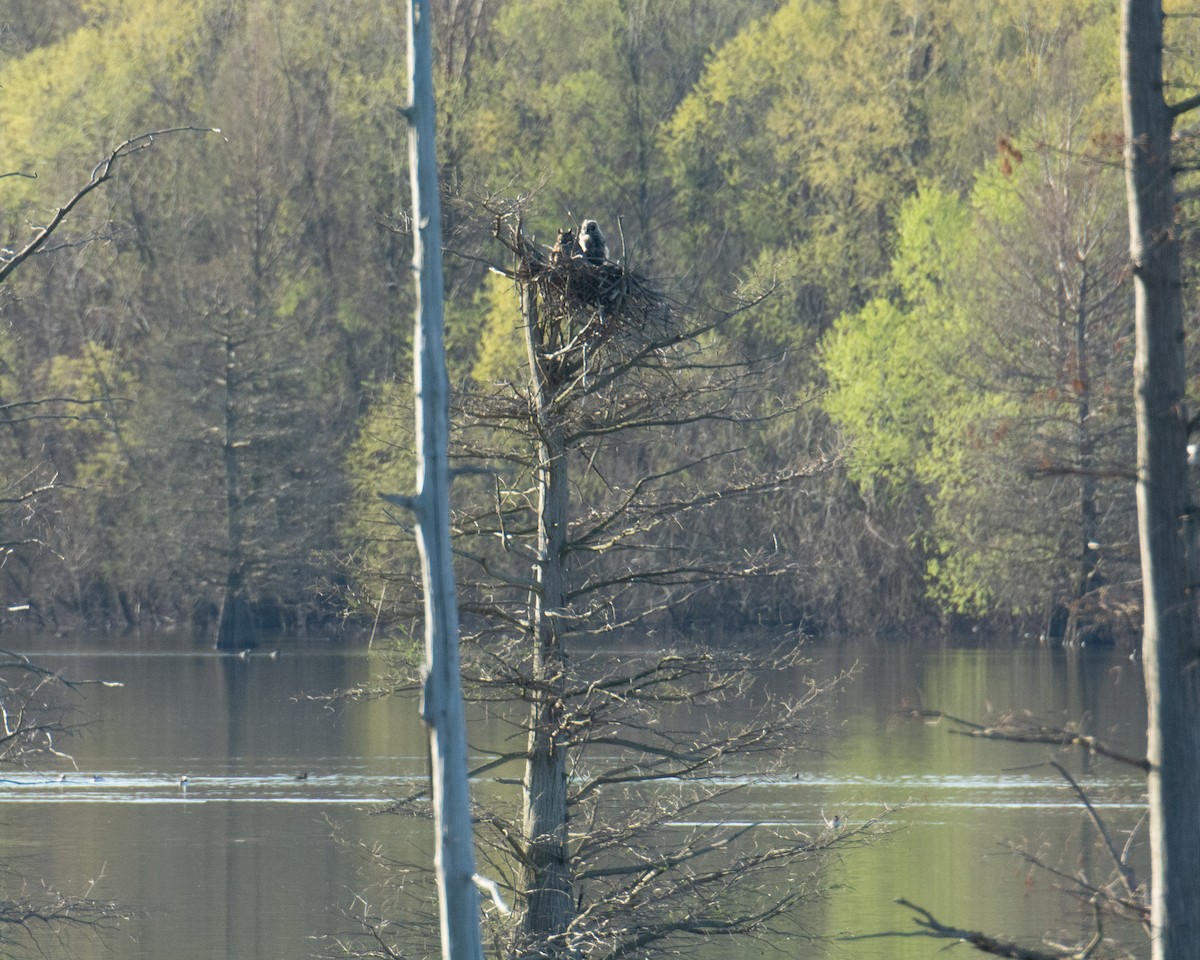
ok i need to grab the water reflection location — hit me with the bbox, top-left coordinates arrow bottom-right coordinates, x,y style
0,636 -> 1148,960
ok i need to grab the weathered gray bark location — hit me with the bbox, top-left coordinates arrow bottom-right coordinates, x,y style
401,2 -> 485,958
1121,3 -> 1200,956
518,282 -> 574,951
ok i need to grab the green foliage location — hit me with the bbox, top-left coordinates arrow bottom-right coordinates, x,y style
0,0 -> 416,624
457,0 -> 772,265
718,247 -> 830,362
823,118 -> 1135,619
465,272 -> 524,385
0,0 -> 1148,636
663,0 -> 947,317
663,0 -> 1123,336
810,0 -> 1134,624
0,0 -> 208,179
822,184 -> 970,489
457,0 -> 633,240
341,380 -> 418,611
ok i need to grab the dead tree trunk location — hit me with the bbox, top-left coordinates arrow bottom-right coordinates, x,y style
1121,2 -> 1200,956
399,2 -> 485,958
517,280 -> 575,951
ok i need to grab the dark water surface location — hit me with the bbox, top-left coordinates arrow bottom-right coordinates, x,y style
0,635 -> 1148,959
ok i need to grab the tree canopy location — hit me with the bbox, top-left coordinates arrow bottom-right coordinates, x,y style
0,0 -> 1170,641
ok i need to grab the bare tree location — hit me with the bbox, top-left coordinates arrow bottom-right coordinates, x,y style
1120,3 -> 1200,956
343,212 -> 877,960
379,2 -> 485,958
483,218 -> 839,959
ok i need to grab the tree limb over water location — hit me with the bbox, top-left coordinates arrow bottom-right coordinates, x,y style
889,899 -> 1100,960
911,709 -> 1148,771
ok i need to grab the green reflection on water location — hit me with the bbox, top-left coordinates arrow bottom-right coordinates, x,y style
0,636 -> 1148,960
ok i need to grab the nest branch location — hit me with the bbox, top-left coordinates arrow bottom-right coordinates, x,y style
492,215 -> 678,392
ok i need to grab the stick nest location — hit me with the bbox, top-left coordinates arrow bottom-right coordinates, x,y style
495,219 -> 677,383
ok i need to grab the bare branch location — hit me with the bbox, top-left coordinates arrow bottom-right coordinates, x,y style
1170,92 -> 1200,117
892,899 -> 1084,959
1046,759 -> 1142,905
0,127 -> 221,284
924,711 -> 1150,771
1004,841 -> 1149,928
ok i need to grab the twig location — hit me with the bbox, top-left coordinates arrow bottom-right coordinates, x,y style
893,899 -> 1082,959
0,127 -> 221,284
1046,759 -> 1141,902
933,712 -> 1149,771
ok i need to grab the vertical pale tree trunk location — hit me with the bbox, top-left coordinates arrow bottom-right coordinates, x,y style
517,281 -> 575,952
401,2 -> 484,958
1121,3 -> 1200,956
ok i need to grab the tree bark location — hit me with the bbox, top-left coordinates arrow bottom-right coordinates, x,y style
518,278 -> 575,953
403,2 -> 485,958
1121,3 -> 1200,956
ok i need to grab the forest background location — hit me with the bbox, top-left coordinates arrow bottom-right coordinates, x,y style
2,0 -> 1197,643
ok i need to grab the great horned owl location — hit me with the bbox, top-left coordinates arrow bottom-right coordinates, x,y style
576,219 -> 608,265
550,227 -> 576,266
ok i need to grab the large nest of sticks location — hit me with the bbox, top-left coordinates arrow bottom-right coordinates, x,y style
494,218 -> 677,383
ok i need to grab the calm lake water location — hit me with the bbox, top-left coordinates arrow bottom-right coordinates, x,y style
0,633 -> 1148,960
